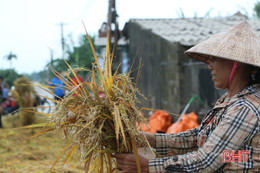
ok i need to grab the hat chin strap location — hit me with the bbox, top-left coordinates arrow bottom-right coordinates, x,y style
227,61 -> 238,88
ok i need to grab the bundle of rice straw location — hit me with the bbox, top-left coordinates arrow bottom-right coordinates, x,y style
28,25 -> 153,173
13,76 -> 36,126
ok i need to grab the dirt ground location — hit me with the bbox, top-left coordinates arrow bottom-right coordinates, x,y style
0,113 -> 155,173
0,115 -> 85,173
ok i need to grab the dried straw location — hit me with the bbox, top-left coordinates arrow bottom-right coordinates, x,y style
27,25 -> 153,173
13,76 -> 36,126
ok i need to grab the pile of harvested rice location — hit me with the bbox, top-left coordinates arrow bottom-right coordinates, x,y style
13,76 -> 36,126
29,27 -> 152,173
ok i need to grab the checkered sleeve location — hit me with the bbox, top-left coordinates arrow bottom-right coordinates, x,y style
148,157 -> 169,173
155,127 -> 199,157
150,101 -> 258,172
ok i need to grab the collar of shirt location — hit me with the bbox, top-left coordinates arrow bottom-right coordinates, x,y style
200,84 -> 260,126
213,84 -> 260,109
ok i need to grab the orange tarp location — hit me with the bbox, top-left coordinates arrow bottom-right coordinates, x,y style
138,111 -> 199,134
138,110 -> 171,133
166,112 -> 199,134
137,123 -> 157,133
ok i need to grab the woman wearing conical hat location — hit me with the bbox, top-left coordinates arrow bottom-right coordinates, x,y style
115,21 -> 260,172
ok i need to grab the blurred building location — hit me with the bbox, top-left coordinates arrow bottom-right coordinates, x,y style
95,13 -> 260,120
94,22 -> 129,74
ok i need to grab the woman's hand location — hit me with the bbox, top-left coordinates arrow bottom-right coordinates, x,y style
114,153 -> 149,173
139,131 -> 156,148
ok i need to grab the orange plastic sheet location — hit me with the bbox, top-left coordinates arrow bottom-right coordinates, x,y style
166,112 -> 199,134
138,110 -> 172,133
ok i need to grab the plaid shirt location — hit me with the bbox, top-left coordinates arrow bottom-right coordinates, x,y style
149,84 -> 260,172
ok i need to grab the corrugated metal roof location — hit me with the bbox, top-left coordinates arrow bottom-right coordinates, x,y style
129,16 -> 260,46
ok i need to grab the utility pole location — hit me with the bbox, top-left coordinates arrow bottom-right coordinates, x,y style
50,49 -> 54,67
107,0 -> 120,73
107,0 -> 112,52
57,22 -> 67,58
46,48 -> 54,80
107,0 -> 118,52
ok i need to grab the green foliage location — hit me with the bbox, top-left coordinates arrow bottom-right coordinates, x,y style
0,69 -> 19,87
254,1 -> 260,18
27,34 -> 96,82
3,51 -> 17,68
27,70 -> 49,84
3,51 -> 17,61
67,35 -> 95,69
48,34 -> 95,78
50,59 -> 68,73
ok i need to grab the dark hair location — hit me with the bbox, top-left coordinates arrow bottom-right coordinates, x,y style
249,65 -> 260,84
0,76 -> 2,80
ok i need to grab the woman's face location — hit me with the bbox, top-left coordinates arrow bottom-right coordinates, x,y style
207,57 -> 234,89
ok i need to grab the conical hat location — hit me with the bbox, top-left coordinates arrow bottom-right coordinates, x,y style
185,21 -> 260,67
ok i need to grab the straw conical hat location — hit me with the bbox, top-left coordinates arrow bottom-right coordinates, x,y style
185,21 -> 260,67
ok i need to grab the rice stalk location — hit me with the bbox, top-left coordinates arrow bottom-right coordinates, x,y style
26,24 -> 154,173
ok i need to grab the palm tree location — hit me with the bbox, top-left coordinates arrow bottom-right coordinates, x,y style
3,51 -> 17,68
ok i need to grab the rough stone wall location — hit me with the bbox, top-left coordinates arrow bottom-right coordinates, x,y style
178,46 -> 206,114
127,22 -> 161,109
159,41 -> 182,121
127,22 -> 221,121
128,22 -> 182,119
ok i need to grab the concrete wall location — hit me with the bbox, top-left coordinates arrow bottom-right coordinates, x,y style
128,22 -> 163,111
127,22 -> 222,121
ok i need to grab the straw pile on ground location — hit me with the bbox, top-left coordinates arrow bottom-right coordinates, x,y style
30,28 -> 152,173
13,76 -> 36,126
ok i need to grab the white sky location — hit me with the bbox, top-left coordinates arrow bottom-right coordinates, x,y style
0,0 -> 258,74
